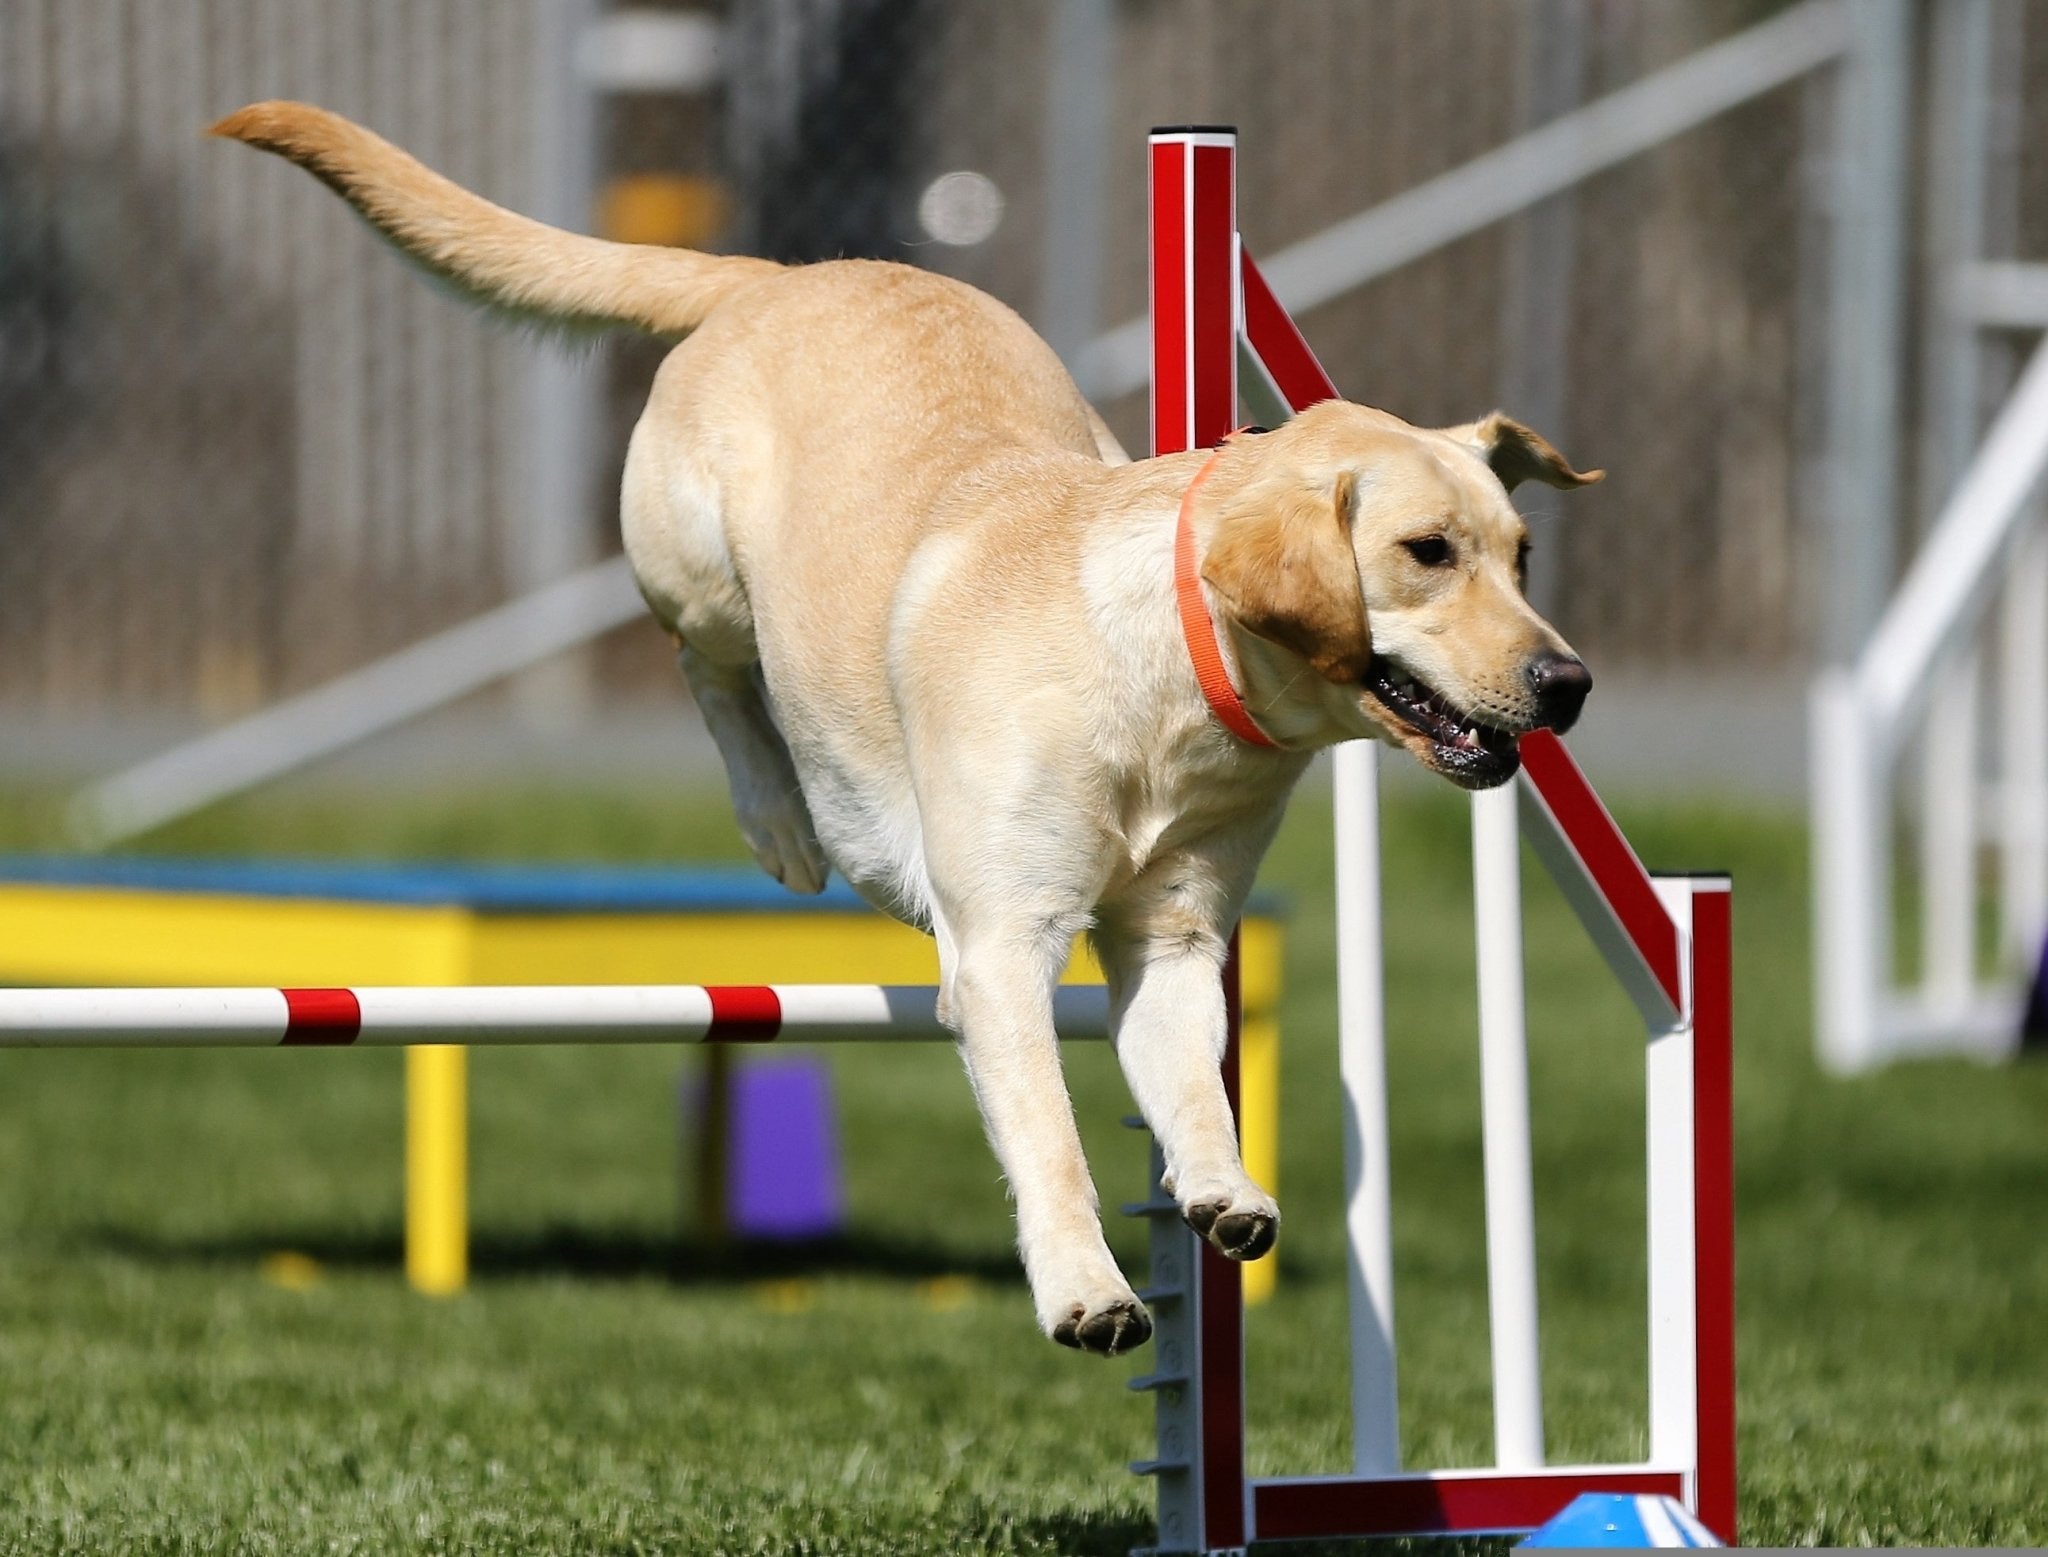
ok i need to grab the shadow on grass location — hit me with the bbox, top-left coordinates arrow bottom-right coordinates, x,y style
967,1507 -> 1154,1556
989,1506 -> 1503,1557
83,1222 -> 1039,1287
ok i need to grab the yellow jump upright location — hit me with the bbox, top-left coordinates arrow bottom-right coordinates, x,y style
405,1044 -> 468,1294
1234,915 -> 1284,1306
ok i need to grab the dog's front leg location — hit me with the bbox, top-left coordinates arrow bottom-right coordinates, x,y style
942,926 -> 1151,1356
1094,914 -> 1279,1264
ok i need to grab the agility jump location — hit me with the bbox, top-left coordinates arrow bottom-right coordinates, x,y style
0,124 -> 1733,1553
1125,128 -> 1734,1551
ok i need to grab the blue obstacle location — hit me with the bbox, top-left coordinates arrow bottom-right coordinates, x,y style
1519,1493 -> 1724,1548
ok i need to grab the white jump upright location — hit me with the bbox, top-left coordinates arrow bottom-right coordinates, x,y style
1131,126 -> 1735,1555
1472,782 -> 1544,1472
1333,740 -> 1399,1478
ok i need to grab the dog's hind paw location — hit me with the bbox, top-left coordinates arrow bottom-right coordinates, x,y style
737,793 -> 829,895
1181,1189 -> 1280,1262
1049,1294 -> 1153,1356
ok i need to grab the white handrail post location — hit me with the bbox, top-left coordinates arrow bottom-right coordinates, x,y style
1916,0 -> 2000,1030
1819,0 -> 1911,671
1335,740 -> 1400,1474
1036,0 -> 1112,369
1917,0 -> 2000,531
1998,518 -> 2048,967
1921,650 -> 1981,1015
517,0 -> 606,726
1472,783 -> 1544,1469
1813,672 -> 1891,1071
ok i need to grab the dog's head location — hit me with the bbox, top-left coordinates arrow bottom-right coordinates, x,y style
1200,401 -> 1600,787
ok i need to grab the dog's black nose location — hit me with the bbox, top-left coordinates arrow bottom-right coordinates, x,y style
1526,652 -> 1592,733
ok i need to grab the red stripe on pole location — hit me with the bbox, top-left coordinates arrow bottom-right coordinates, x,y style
1691,884 -> 1738,1542
705,985 -> 781,1042
1190,143 -> 1237,449
1198,934 -> 1249,1551
280,987 -> 361,1046
1518,730 -> 1683,1013
1150,138 -> 1189,457
1252,1468 -> 1687,1541
1240,252 -> 1340,410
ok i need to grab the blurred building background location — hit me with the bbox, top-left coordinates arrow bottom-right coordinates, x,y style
2,0 -> 2045,803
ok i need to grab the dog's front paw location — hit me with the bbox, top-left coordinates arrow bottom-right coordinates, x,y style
1181,1185 -> 1280,1262
1047,1291 -> 1153,1356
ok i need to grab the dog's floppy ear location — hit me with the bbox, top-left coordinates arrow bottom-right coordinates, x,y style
1443,412 -> 1603,492
1202,470 -> 1373,684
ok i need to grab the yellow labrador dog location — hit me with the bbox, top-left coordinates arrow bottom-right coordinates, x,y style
216,103 -> 1599,1356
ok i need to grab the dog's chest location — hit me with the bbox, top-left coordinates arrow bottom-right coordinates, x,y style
1099,736 -> 1301,892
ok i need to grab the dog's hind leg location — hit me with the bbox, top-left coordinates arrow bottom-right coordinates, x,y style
678,647 -> 829,895
623,402 -> 828,895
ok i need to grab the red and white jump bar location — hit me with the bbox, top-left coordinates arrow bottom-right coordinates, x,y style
0,984 -> 1113,1048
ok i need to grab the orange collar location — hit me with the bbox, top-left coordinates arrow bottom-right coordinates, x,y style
1174,446 -> 1280,750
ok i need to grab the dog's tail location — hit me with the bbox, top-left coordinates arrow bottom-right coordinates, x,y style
211,101 -> 781,337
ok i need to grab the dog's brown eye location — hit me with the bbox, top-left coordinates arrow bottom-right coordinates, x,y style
1402,536 -> 1453,567
1516,539 -> 1531,586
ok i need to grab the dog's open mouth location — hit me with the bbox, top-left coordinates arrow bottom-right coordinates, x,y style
1363,656 -> 1521,788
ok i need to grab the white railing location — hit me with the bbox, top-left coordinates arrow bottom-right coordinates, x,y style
1811,334 -> 2048,1072
1809,0 -> 2048,1075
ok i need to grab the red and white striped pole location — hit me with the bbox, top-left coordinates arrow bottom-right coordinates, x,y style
1150,126 -> 1239,459
1649,875 -> 1737,1540
1147,124 -> 1250,1557
0,984 -> 1113,1048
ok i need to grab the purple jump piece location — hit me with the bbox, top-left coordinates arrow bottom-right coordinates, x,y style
726,1057 -> 845,1240
2023,934 -> 2048,1052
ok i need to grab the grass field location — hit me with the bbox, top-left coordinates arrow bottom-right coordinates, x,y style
1,775 -> 2045,1552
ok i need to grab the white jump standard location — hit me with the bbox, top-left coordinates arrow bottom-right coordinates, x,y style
1130,128 -> 1735,1553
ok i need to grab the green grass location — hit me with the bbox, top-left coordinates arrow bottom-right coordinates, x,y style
1,776 -> 2045,1551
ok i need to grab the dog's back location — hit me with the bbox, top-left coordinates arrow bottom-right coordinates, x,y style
216,101 -> 1106,642
615,254 -> 1107,920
